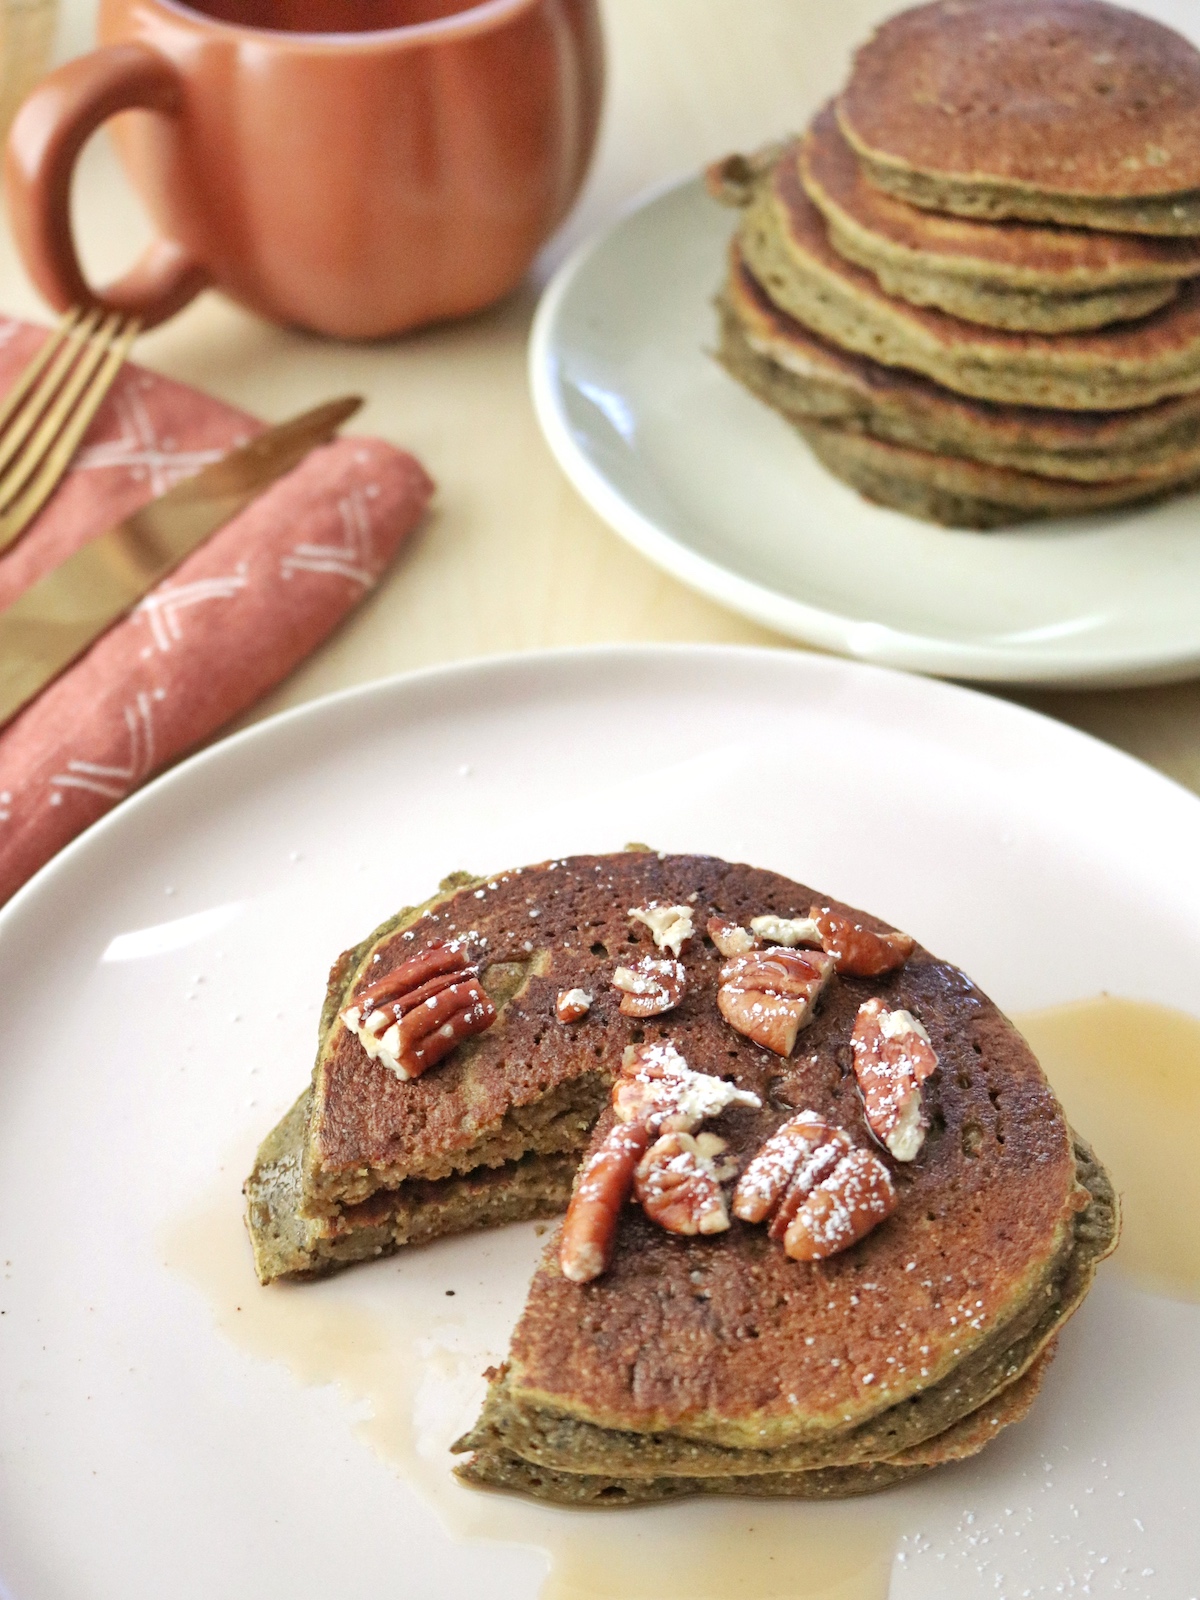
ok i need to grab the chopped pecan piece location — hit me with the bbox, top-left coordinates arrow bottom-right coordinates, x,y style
782,1145 -> 897,1261
629,903 -> 695,956
340,941 -> 496,1081
810,906 -> 915,977
706,916 -> 757,957
559,1121 -> 650,1283
556,987 -> 593,1023
731,1111 -> 850,1227
613,1041 -> 760,1132
749,913 -> 822,948
611,956 -> 686,1016
851,998 -> 939,1161
717,946 -> 835,1055
635,1131 -> 732,1236
561,1043 -> 759,1283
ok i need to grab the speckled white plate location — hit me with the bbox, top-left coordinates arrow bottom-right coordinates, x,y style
0,645 -> 1198,1599
530,170 -> 1200,688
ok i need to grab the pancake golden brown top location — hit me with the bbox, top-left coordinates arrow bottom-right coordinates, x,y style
436,867 -> 1087,1451
803,101 -> 1200,287
505,1009 -> 1079,1450
838,0 -> 1200,201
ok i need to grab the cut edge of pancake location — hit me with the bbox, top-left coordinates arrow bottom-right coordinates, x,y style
244,1088 -> 578,1283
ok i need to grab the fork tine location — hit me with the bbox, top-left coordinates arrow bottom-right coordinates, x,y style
0,310 -> 125,511
0,306 -> 106,481
0,313 -> 139,554
0,307 -> 90,440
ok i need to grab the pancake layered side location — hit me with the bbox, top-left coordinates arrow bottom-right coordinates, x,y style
837,0 -> 1200,235
738,151 -> 1200,410
245,1090 -> 576,1282
455,1348 -> 1057,1504
801,105 -> 1199,332
796,420 -> 1200,528
718,251 -> 1200,484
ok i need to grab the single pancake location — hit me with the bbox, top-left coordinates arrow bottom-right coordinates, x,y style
838,0 -> 1200,235
718,248 -> 1200,484
738,148 -> 1200,409
801,103 -> 1199,332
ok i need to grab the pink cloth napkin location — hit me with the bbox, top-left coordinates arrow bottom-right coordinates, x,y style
0,319 -> 434,906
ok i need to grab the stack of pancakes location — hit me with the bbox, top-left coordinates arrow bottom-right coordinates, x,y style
712,0 -> 1200,527
245,850 -> 1117,1504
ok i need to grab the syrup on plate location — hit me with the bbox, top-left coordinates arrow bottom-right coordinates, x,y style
165,996 -> 1200,1599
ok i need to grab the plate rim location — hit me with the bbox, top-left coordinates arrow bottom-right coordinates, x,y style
529,173 -> 1200,690
5,640 -> 1200,940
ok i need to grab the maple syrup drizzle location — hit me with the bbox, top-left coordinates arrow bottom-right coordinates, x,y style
1015,995 -> 1200,1303
166,996 -> 1200,1598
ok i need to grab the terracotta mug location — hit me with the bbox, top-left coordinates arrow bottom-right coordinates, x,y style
5,0 -> 604,337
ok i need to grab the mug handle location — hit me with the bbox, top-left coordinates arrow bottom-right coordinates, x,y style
4,42 -> 212,330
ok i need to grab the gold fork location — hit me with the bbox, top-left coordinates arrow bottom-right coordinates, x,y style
0,306 -> 140,555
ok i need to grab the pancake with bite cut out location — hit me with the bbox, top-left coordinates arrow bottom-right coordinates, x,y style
801,103 -> 1200,332
247,851 -> 1117,1503
837,0 -> 1200,236
737,146 -> 1200,410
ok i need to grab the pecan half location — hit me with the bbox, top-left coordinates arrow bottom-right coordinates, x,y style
732,1111 -> 896,1259
782,1145 -> 897,1261
810,907 -> 915,977
629,903 -> 695,956
340,940 -> 497,1081
559,1121 -> 650,1283
634,1131 -> 732,1236
613,1041 -> 760,1132
731,1111 -> 850,1226
611,956 -> 686,1016
706,916 -> 757,957
556,987 -> 593,1023
850,998 -> 939,1160
717,946 -> 835,1055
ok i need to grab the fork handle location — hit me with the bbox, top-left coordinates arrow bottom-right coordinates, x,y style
4,44 -> 211,330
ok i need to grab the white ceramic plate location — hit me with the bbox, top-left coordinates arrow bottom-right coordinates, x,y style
530,177 -> 1200,688
1,644 -> 1198,1600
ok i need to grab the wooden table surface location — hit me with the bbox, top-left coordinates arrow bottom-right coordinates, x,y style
4,0 -> 1200,797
